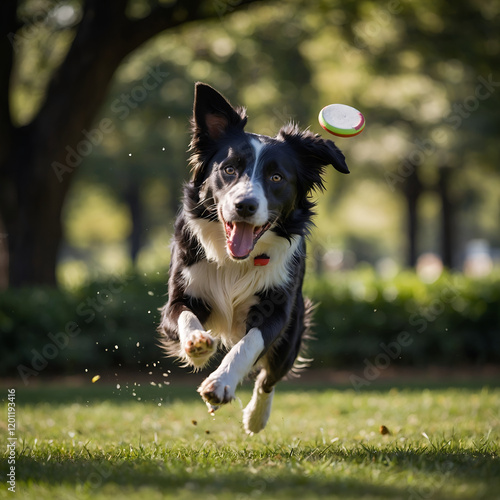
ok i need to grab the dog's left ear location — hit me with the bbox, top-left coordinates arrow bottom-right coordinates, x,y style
277,124 -> 349,178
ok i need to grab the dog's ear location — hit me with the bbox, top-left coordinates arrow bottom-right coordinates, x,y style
192,82 -> 247,141
277,124 -> 349,179
189,83 -> 247,185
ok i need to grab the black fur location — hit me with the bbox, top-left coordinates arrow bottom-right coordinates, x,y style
158,82 -> 349,432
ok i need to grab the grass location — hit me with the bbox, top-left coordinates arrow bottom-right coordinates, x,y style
1,375 -> 499,499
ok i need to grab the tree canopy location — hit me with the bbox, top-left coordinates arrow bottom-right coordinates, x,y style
1,0 -> 499,289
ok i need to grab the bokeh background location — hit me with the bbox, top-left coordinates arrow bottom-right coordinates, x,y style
1,0 -> 499,380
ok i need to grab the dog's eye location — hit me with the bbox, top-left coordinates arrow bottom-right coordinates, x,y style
270,173 -> 282,183
224,166 -> 236,175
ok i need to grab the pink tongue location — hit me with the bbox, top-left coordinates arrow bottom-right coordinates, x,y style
227,222 -> 255,258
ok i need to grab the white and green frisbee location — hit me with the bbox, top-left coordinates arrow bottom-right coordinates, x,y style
318,103 -> 365,138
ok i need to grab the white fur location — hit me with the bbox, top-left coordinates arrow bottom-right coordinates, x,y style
176,311 -> 217,368
249,137 -> 265,180
178,310 -> 204,335
243,370 -> 274,435
185,217 -> 227,263
220,177 -> 268,228
183,218 -> 301,347
198,327 -> 265,406
219,136 -> 269,234
182,138 -> 303,430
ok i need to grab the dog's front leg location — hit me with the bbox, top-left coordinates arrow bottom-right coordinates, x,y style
198,328 -> 264,410
177,310 -> 218,369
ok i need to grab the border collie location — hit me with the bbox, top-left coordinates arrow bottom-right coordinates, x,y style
158,82 -> 349,434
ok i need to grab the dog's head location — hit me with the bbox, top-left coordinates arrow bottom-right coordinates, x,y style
188,82 -> 349,261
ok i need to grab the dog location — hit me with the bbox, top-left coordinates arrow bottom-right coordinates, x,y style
158,82 -> 349,434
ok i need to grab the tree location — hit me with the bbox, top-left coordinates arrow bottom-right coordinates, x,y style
337,0 -> 500,268
0,0 -> 261,288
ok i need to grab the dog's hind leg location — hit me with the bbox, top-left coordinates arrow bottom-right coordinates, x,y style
242,295 -> 311,434
242,369 -> 275,435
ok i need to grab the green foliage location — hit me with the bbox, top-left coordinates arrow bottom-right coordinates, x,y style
1,383 -> 499,499
305,268 -> 500,367
49,0 -> 500,275
1,270 -> 499,378
0,274 -> 167,378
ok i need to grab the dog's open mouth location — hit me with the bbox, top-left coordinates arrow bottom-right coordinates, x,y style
223,220 -> 271,260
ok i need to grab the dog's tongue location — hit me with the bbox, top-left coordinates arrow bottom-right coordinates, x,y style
227,222 -> 255,258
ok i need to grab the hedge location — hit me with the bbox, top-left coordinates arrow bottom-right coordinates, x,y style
1,269 -> 499,381
303,268 -> 500,368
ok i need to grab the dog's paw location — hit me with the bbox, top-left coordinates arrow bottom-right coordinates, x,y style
243,387 -> 274,435
205,402 -> 219,414
198,374 -> 235,407
183,330 -> 217,367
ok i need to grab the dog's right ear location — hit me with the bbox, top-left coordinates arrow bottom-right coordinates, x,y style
189,83 -> 247,184
192,82 -> 247,140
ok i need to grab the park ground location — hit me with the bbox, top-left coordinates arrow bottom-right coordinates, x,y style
1,367 -> 499,499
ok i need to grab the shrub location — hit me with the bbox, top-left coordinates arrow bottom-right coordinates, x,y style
1,269 -> 499,378
305,268 -> 500,368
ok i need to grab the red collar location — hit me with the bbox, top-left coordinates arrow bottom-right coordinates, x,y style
254,254 -> 270,266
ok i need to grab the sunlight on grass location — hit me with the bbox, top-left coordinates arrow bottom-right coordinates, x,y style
1,381 -> 499,499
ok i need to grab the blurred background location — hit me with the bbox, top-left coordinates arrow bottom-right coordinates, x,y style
1,0 -> 499,380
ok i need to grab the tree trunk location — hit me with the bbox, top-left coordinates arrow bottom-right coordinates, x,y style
0,1 -> 16,290
0,219 -> 7,291
0,0 -> 262,287
125,178 -> 144,265
2,1 -> 128,286
403,166 -> 423,268
438,167 -> 454,269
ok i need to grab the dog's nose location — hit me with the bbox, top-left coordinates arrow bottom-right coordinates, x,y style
235,198 -> 258,218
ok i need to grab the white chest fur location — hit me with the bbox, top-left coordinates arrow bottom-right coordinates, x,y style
182,219 -> 302,347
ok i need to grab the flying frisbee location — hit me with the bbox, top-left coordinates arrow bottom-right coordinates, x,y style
318,104 -> 365,138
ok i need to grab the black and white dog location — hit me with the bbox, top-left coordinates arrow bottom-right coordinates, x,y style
159,83 -> 349,434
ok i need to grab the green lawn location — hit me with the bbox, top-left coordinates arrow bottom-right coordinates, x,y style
1,375 -> 499,499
